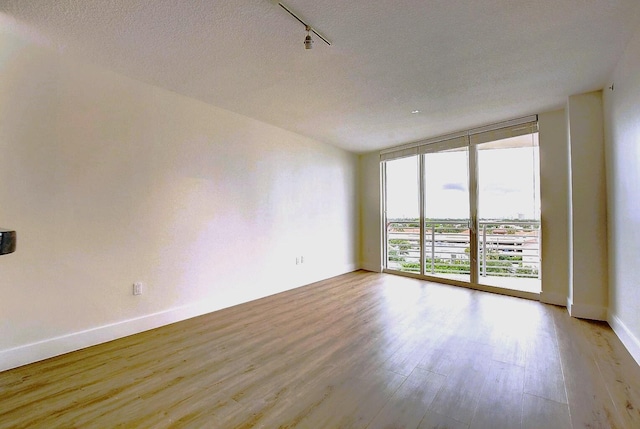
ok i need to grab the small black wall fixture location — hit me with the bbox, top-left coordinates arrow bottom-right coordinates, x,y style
0,229 -> 16,255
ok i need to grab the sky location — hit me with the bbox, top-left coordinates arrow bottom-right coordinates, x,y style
386,136 -> 540,220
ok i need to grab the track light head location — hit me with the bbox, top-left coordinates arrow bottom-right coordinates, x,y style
304,34 -> 313,49
304,26 -> 313,49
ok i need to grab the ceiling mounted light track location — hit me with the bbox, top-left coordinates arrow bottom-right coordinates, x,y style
277,2 -> 331,49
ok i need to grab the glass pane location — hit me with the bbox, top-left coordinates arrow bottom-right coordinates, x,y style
476,133 -> 541,292
424,147 -> 470,282
385,156 -> 420,274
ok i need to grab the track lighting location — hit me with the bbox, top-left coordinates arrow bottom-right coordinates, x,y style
304,26 -> 313,49
0,228 -> 16,255
278,2 -> 331,49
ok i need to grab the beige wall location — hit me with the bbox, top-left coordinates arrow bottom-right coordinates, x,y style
604,23 -> 640,364
0,31 -> 359,371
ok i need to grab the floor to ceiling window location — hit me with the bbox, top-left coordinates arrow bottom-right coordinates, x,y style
382,116 -> 541,294
475,129 -> 540,292
423,139 -> 471,284
384,155 -> 421,274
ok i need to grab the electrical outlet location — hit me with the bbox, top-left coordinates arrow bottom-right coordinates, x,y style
300,256 -> 304,264
295,257 -> 300,265
133,282 -> 143,296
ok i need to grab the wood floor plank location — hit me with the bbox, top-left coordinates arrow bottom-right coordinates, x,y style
417,343 -> 463,377
469,360 -> 525,429
1,271 -> 639,428
367,367 -> 445,429
418,412 -> 469,429
577,319 -> 640,427
275,369 -> 407,429
427,343 -> 492,425
523,333 -> 567,404
522,393 -> 571,429
490,333 -> 528,367
551,306 -> 625,429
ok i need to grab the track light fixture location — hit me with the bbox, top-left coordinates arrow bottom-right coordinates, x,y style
277,2 -> 331,49
304,26 -> 313,49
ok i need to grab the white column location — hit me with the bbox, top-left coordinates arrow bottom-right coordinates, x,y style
538,109 -> 571,306
567,91 -> 608,320
359,152 -> 383,272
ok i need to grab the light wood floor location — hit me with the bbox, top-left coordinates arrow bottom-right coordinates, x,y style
1,271 -> 639,428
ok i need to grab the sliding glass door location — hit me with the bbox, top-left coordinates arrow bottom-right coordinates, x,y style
383,117 -> 541,294
475,132 -> 541,292
385,155 -> 420,274
423,145 -> 470,283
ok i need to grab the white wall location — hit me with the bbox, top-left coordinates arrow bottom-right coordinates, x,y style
538,110 -> 570,306
604,23 -> 640,365
0,31 -> 359,371
358,152 -> 382,272
567,91 -> 608,320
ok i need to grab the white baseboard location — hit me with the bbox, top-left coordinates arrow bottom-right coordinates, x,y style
0,264 -> 361,373
608,313 -> 640,367
0,300 -> 224,373
539,291 -> 566,306
567,299 -> 607,321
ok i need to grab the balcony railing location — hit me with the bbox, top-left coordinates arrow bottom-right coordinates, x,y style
386,219 -> 541,281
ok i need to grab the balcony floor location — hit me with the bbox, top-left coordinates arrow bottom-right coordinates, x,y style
417,272 -> 541,294
479,276 -> 541,294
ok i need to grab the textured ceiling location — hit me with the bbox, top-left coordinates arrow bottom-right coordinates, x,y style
1,0 -> 639,153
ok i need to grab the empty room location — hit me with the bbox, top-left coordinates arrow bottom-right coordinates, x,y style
1,1 -> 639,428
